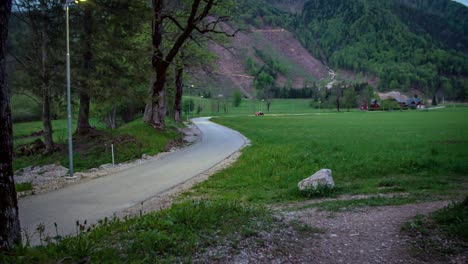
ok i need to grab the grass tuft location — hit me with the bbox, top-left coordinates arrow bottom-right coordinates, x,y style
402,198 -> 468,260
15,182 -> 33,193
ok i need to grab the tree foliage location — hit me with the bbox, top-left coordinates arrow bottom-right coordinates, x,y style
232,91 -> 242,107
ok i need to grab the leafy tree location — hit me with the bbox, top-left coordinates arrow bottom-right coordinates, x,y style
74,0 -> 150,133
0,0 -> 21,251
381,98 -> 400,111
183,98 -> 195,115
432,94 -> 438,106
232,91 -> 242,107
173,41 -> 217,123
11,0 -> 65,153
144,0 -> 238,129
255,71 -> 275,111
343,88 -> 358,111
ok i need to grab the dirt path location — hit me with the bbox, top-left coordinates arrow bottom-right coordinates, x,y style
204,201 -> 458,263
282,201 -> 450,264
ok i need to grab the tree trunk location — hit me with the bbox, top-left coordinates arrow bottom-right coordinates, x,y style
76,91 -> 92,135
336,97 -> 340,112
145,0 -> 208,129
42,92 -> 54,154
144,0 -> 167,129
41,0 -> 54,154
0,0 -> 21,251
76,5 -> 93,135
174,60 -> 183,123
144,67 -> 168,128
105,106 -> 117,130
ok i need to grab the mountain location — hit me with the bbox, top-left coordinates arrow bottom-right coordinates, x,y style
293,0 -> 468,99
199,0 -> 467,101
191,1 -> 332,99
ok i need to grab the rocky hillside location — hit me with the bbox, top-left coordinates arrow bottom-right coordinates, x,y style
193,25 -> 330,98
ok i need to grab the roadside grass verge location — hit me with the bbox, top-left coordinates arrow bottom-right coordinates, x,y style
402,198 -> 468,260
191,108 -> 468,205
13,118 -> 182,172
15,182 -> 33,193
0,201 -> 275,263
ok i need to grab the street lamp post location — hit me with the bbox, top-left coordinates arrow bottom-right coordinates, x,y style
64,0 -> 86,178
200,95 -> 204,116
187,84 -> 194,122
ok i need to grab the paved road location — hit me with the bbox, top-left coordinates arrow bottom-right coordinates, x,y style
19,117 -> 246,241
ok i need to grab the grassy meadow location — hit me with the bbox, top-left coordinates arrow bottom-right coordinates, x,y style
192,106 -> 468,204
184,97 -> 325,116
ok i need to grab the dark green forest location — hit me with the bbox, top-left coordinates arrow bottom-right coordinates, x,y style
239,0 -> 468,100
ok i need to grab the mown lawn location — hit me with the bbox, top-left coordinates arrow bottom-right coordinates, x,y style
192,107 -> 468,204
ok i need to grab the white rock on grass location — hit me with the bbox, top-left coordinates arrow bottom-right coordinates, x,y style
298,169 -> 335,191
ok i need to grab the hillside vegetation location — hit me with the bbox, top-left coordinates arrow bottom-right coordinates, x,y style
224,0 -> 468,100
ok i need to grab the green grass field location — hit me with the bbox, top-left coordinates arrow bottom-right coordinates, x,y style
192,107 -> 468,204
4,105 -> 467,262
184,97 -> 329,117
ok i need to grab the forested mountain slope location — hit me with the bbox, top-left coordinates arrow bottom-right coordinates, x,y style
205,0 -> 467,100
297,0 -> 468,99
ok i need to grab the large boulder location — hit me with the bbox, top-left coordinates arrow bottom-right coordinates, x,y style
298,169 -> 335,191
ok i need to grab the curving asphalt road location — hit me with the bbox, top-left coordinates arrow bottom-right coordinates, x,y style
19,117 -> 246,242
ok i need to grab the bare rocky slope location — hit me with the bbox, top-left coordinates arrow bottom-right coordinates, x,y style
192,25 -> 330,98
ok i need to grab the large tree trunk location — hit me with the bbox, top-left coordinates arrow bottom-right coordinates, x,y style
144,0 -> 207,129
41,0 -> 54,154
144,68 -> 168,128
144,0 -> 167,129
42,92 -> 54,153
76,91 -> 92,134
0,0 -> 21,251
174,60 -> 183,123
76,5 -> 93,135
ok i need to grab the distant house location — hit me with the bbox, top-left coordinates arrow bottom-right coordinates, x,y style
406,97 -> 423,108
370,99 -> 380,110
392,97 -> 408,108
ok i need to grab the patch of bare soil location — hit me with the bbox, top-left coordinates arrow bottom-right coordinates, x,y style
258,29 -> 329,81
196,201 -> 461,264
204,24 -> 329,97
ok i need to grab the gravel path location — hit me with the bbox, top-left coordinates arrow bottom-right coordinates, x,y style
282,201 -> 450,264
202,201 -> 460,264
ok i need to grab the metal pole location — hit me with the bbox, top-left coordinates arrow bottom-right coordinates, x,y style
187,86 -> 190,122
66,5 -> 74,177
111,144 -> 115,165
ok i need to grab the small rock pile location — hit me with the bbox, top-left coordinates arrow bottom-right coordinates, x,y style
14,164 -> 71,195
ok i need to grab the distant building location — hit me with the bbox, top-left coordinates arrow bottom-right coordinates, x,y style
406,97 -> 423,108
370,99 -> 380,110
